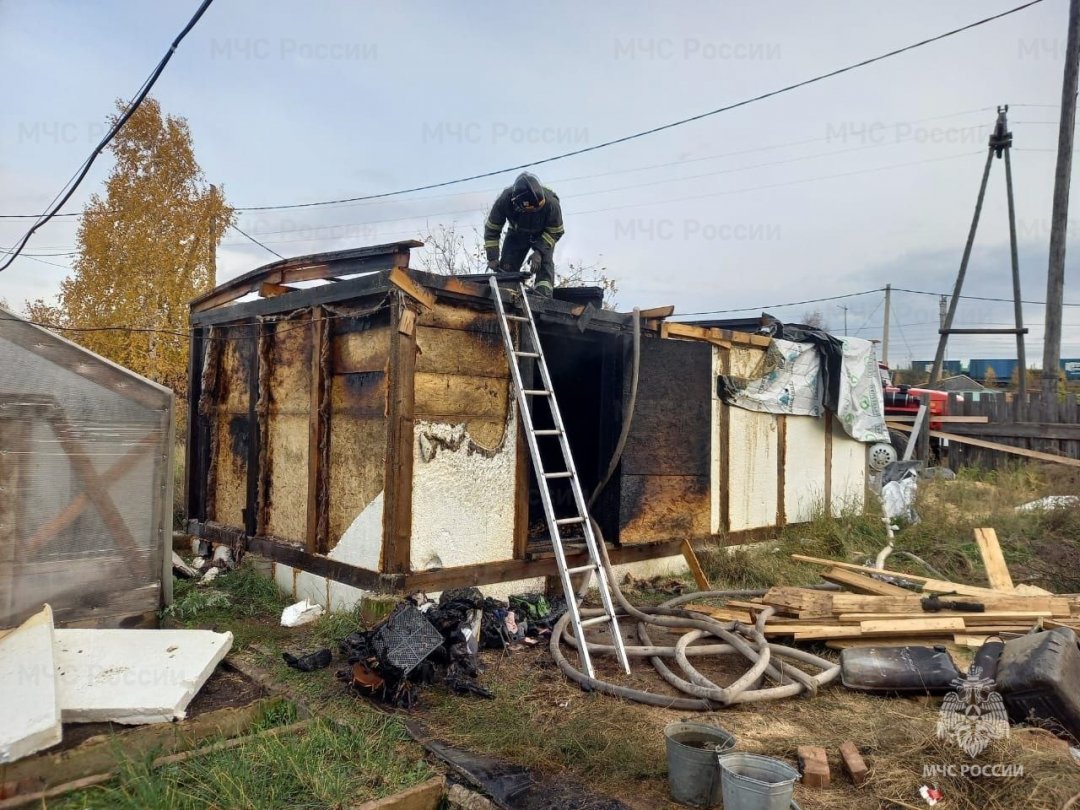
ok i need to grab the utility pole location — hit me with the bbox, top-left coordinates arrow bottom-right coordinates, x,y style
881,284 -> 891,367
837,304 -> 849,336
930,107 -> 1029,387
939,295 -> 948,330
1041,0 -> 1080,418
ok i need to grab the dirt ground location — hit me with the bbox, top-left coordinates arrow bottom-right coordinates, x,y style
416,638 -> 1080,810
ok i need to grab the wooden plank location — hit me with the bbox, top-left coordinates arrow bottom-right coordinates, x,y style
891,425 -> 1080,467
388,267 -> 437,311
717,346 -> 732,534
790,554 -> 1009,598
820,567 -> 912,596
974,528 -> 1014,591
191,241 -> 418,313
885,415 -> 989,423
0,698 -> 285,793
259,281 -> 297,298
382,296 -> 418,574
351,776 -> 445,810
860,617 -> 966,634
776,415 -> 787,526
935,422 -> 1080,440
683,604 -> 754,623
637,305 -> 675,320
402,539 -> 685,591
306,308 -> 330,554
680,539 -> 712,591
837,611 -> 1051,622
827,593 -> 1069,616
823,412 -> 833,510
660,321 -> 772,348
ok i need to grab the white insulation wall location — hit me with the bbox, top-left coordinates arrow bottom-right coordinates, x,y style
783,414 -> 828,523
714,344 -> 867,532
409,409 -> 519,573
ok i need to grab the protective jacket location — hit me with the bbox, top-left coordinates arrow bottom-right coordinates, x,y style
483,187 -> 564,261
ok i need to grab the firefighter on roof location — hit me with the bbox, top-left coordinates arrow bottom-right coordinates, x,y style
484,172 -> 564,297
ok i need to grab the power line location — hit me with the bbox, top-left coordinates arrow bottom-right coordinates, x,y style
233,1 -> 1042,212
230,223 -> 284,259
9,149 -> 986,256
892,285 -> 1080,307
675,288 -> 883,317
1,0 -> 1028,224
0,104 -> 1001,224
853,296 -> 885,336
0,0 -> 216,273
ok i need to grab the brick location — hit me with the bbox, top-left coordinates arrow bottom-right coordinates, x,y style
839,741 -> 869,785
796,745 -> 830,789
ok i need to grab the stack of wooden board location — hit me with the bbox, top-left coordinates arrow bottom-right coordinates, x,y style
684,529 -> 1080,649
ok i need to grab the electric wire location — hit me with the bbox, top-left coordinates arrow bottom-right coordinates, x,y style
0,0 -> 215,273
0,3 -> 1033,223
230,223 -> 284,259
231,1 -> 1045,213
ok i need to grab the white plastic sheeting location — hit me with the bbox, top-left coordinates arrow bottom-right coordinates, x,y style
721,334 -> 889,444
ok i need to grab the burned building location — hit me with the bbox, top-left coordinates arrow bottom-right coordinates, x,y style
185,242 -> 870,609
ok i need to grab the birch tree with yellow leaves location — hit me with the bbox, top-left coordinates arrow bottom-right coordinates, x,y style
27,98 -> 234,397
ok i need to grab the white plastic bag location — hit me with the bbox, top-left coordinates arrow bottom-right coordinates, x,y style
280,599 -> 325,627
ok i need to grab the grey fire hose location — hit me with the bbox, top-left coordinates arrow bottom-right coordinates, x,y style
550,307 -> 841,708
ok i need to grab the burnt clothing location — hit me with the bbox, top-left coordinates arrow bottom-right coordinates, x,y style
483,186 -> 564,267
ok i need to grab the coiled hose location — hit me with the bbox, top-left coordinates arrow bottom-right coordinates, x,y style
549,307 -> 840,708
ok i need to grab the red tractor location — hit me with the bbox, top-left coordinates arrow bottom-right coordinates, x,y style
878,363 -> 949,456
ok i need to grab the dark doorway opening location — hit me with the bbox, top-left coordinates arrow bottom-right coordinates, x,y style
524,327 -> 625,555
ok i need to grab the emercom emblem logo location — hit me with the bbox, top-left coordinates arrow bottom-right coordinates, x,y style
936,666 -> 1010,757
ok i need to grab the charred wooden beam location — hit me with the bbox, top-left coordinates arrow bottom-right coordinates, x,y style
388,267 -> 436,310
191,241 -> 420,313
382,294 -> 418,574
190,520 -> 399,591
306,308 -> 331,554
404,539 -> 687,591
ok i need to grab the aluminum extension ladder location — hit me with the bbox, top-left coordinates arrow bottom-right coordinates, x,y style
488,277 -> 631,678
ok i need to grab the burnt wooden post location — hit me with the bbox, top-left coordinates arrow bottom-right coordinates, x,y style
306,307 -> 331,555
382,293 -> 418,574
917,392 -> 931,463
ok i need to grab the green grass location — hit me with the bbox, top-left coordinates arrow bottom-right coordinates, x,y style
163,561 -> 288,624
55,716 -> 433,810
424,672 -> 666,787
697,462 -> 1080,594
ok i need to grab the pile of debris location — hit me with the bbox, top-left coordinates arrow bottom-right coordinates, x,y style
283,588 -> 564,709
686,550 -> 1080,648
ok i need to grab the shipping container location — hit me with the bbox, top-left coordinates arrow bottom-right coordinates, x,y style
968,358 -> 1017,383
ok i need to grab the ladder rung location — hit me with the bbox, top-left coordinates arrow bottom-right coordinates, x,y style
514,351 -> 540,358
523,389 -> 551,396
556,516 -> 585,526
504,314 -> 530,322
579,615 -> 613,629
533,429 -> 561,436
566,564 -> 596,575
544,471 -> 572,479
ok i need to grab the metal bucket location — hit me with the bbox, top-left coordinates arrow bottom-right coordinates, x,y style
664,722 -> 736,808
717,752 -> 800,810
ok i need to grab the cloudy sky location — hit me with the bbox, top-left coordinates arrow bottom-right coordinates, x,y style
1,0 -> 1077,366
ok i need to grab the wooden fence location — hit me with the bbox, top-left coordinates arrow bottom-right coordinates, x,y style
918,392 -> 1080,469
